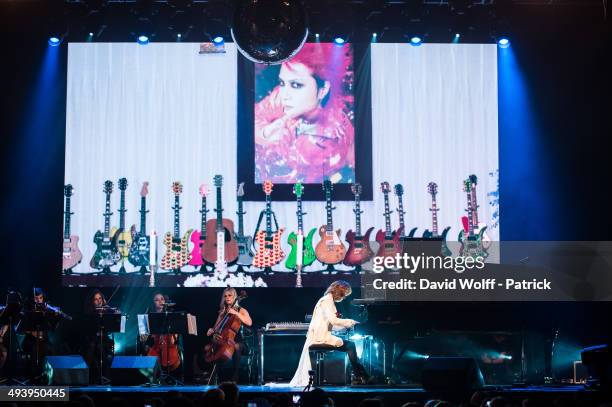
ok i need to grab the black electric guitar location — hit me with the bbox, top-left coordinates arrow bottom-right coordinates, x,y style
128,182 -> 151,273
394,184 -> 418,239
90,180 -> 121,274
113,178 -> 131,273
235,183 -> 255,267
422,182 -> 452,256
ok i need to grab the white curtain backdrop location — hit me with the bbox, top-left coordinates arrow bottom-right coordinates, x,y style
65,42 -> 498,278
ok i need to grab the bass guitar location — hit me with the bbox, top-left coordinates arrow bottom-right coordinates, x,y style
315,179 -> 346,265
62,184 -> 82,274
422,182 -> 452,256
235,183 -> 255,267
286,183 -> 316,282
128,182 -> 151,272
343,183 -> 374,267
160,181 -> 193,274
203,175 -> 239,272
458,174 -> 490,259
90,180 -> 120,273
188,184 -> 210,270
394,184 -> 417,239
112,178 -> 132,273
376,182 -> 404,260
253,181 -> 285,269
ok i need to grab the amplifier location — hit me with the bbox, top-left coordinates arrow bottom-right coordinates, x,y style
258,331 -> 305,383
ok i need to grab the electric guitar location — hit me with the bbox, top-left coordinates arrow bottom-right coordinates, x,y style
376,182 -> 403,259
315,179 -> 346,265
160,182 -> 193,273
458,175 -> 490,259
343,183 -> 374,267
394,184 -> 417,239
112,178 -> 132,273
202,175 -> 239,272
62,184 -> 82,273
188,184 -> 210,269
253,181 -> 285,268
235,183 -> 255,266
90,180 -> 120,273
128,182 -> 151,269
286,183 -> 317,273
422,182 -> 452,256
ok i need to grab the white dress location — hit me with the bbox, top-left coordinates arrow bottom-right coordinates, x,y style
289,293 -> 356,387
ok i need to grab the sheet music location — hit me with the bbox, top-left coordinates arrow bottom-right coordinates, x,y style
120,315 -> 127,334
187,313 -> 197,335
137,314 -> 150,335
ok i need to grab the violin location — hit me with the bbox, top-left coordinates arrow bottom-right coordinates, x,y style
33,302 -> 73,321
203,291 -> 247,364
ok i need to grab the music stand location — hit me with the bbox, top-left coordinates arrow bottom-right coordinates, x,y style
16,310 -> 59,384
93,311 -> 125,385
147,311 -> 191,385
0,297 -> 23,384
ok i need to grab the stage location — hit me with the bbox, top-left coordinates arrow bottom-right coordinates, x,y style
59,384 -> 602,406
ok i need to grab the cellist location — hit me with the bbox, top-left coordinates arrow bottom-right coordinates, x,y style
140,292 -> 182,377
206,287 -> 252,382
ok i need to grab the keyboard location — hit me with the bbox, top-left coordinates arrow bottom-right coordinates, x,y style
264,322 -> 310,331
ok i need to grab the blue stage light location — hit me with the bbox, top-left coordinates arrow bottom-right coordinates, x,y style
333,37 -> 345,45
48,37 -> 61,46
88,32 -> 94,37
410,36 -> 422,46
137,35 -> 149,45
315,33 -> 320,38
177,33 -> 182,39
455,33 -> 461,39
213,36 -> 224,45
498,37 -> 510,48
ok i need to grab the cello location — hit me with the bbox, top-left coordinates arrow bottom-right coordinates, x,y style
147,332 -> 181,372
203,291 -> 247,363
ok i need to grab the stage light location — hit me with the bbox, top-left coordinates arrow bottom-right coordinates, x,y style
137,35 -> 149,45
48,37 -> 61,47
315,33 -> 319,38
498,37 -> 510,48
333,37 -> 345,45
213,36 -> 224,45
350,333 -> 365,340
455,33 -> 460,39
89,32 -> 94,37
372,33 -> 377,38
410,36 -> 422,46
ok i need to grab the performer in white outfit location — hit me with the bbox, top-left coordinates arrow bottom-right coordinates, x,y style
289,281 -> 369,386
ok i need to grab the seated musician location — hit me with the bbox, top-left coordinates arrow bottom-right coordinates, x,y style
206,287 -> 252,383
22,288 -> 56,383
140,292 -> 182,376
80,289 -> 115,383
290,280 -> 369,386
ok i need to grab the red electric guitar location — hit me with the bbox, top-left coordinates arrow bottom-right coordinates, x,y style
375,182 -> 403,259
253,181 -> 285,268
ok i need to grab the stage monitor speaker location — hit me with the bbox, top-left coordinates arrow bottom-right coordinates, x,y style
261,335 -> 305,382
581,344 -> 611,389
422,357 -> 484,394
110,356 -> 160,385
45,355 -> 89,386
318,351 -> 348,385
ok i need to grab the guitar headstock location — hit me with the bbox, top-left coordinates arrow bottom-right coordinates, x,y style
64,184 -> 74,198
214,174 -> 223,189
199,184 -> 210,197
237,182 -> 245,198
394,184 -> 403,196
118,178 -> 128,191
463,178 -> 472,193
351,183 -> 362,196
172,181 -> 183,196
103,180 -> 113,195
468,174 -> 478,186
322,179 -> 333,193
380,181 -> 391,194
293,182 -> 304,198
427,182 -> 438,197
262,180 -> 274,196
140,182 -> 149,197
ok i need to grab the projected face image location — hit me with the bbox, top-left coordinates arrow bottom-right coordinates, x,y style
254,43 -> 355,184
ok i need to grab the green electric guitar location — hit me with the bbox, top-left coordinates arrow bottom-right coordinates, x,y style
285,183 -> 317,277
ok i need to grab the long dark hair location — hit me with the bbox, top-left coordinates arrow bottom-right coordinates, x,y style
84,288 -> 106,314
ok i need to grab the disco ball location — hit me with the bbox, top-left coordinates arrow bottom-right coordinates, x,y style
231,0 -> 309,65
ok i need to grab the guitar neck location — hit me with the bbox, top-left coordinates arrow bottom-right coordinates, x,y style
140,196 -> 147,235
325,192 -> 333,232
119,190 -> 126,229
383,193 -> 392,238
354,194 -> 362,237
430,195 -> 439,236
471,187 -> 479,227
237,197 -> 245,237
64,196 -> 71,239
215,186 -> 223,232
201,197 -> 208,235
466,191 -> 474,236
296,197 -> 304,234
173,196 -> 181,239
104,194 -> 112,238
397,196 -> 406,237
265,195 -> 272,236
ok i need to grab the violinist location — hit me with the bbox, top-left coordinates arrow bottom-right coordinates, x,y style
206,287 -> 252,383
140,292 -> 182,377
80,289 -> 116,384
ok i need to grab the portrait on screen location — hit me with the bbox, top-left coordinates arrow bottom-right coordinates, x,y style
254,43 -> 355,184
